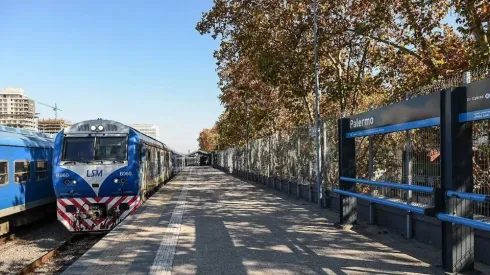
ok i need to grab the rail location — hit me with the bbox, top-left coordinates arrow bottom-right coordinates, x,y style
339,177 -> 434,193
440,190 -> 490,231
336,178 -> 490,232
446,190 -> 490,203
333,189 -> 427,214
437,213 -> 490,232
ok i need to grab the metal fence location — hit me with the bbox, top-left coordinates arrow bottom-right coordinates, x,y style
354,127 -> 441,208
473,120 -> 490,221
215,118 -> 338,193
214,66 -> 490,218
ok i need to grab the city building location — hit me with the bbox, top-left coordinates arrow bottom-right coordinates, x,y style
0,88 -> 37,131
38,118 -> 72,134
129,124 -> 159,140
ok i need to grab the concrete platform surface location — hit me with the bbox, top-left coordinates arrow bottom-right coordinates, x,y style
62,166 -> 490,275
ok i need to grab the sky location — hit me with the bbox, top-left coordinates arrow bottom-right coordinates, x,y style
0,0 -> 222,154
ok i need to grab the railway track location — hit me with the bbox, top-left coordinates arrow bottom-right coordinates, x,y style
5,182 -> 170,274
16,233 -> 105,275
16,239 -> 69,275
0,220 -> 70,275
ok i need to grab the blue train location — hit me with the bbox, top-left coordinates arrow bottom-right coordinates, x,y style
52,119 -> 181,232
0,126 -> 56,235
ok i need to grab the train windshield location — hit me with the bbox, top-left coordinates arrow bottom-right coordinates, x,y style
63,137 -> 95,161
62,136 -> 127,162
95,137 -> 127,161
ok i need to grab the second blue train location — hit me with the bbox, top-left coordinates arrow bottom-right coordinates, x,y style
0,126 -> 55,235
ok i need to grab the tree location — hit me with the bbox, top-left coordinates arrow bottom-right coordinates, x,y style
197,127 -> 219,152
196,0 -> 488,147
453,0 -> 490,64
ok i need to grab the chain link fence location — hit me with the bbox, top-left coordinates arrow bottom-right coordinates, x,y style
215,118 -> 337,193
355,127 -> 441,208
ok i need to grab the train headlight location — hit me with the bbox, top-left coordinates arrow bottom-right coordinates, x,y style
90,125 -> 97,131
97,125 -> 104,131
72,180 -> 77,184
63,179 -> 70,184
113,178 -> 119,183
121,178 -> 126,184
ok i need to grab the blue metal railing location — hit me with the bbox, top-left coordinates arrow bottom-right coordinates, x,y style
437,213 -> 490,231
336,177 -> 490,232
446,190 -> 490,203
339,177 -> 434,193
333,188 -> 426,215
442,190 -> 490,231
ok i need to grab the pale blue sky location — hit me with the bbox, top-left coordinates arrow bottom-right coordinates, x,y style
0,0 -> 221,153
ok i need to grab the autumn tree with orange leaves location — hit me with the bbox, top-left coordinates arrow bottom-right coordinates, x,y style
196,0 -> 489,150
197,127 -> 219,152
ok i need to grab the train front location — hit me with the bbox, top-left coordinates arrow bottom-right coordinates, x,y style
52,120 -> 141,232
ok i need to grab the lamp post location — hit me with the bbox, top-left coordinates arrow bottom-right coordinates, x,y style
247,91 -> 250,179
245,89 -> 250,179
313,0 -> 322,205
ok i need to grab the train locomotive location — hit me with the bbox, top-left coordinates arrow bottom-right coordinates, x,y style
0,126 -> 55,235
53,119 -> 175,232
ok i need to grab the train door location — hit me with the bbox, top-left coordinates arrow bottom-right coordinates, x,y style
163,150 -> 168,180
157,151 -> 162,182
168,151 -> 171,177
162,150 -> 167,181
146,148 -> 151,187
139,143 -> 147,199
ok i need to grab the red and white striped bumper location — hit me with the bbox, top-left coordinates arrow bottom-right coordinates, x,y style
57,196 -> 141,232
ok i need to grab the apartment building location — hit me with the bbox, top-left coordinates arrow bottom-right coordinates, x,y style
129,124 -> 159,140
38,118 -> 71,134
0,88 -> 37,131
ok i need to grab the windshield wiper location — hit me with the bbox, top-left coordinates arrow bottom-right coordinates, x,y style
63,160 -> 95,165
94,160 -> 114,164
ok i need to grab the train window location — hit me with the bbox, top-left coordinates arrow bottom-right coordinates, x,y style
63,137 -> 95,161
0,161 -> 8,185
35,161 -> 48,181
14,161 -> 30,184
95,137 -> 127,161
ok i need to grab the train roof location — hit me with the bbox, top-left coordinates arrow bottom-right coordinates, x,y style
64,119 -> 169,149
0,126 -> 54,148
187,150 -> 210,156
171,150 -> 185,156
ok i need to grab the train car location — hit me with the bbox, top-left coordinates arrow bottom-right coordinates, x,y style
171,150 -> 185,174
52,119 -> 175,232
0,126 -> 55,235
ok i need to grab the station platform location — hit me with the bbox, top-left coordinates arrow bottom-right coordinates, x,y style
62,166 -> 490,275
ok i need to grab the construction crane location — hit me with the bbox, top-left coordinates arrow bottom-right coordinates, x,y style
34,100 -> 62,119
